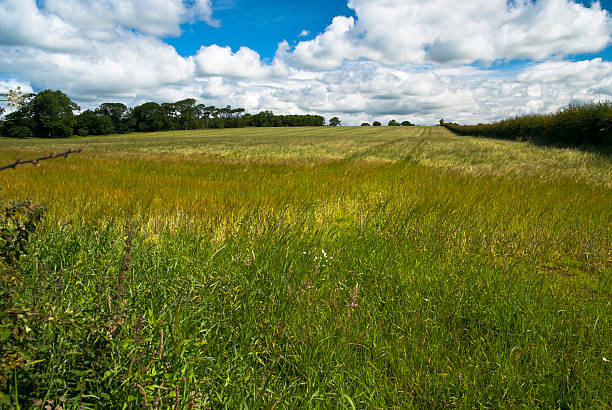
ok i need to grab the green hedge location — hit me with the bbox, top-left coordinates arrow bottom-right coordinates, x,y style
443,101 -> 612,147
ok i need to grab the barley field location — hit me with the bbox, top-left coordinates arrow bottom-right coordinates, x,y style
0,126 -> 610,408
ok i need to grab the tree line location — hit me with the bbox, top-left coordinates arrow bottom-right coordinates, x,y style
441,101 -> 611,147
0,89 -> 325,138
361,120 -> 414,126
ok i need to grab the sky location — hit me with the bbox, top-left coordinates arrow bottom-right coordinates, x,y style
1,0 -> 611,125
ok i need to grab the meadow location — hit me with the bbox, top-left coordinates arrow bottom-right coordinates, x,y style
0,126 -> 610,408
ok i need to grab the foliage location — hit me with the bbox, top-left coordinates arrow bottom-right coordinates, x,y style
248,111 -> 324,127
3,90 -> 79,138
388,119 -> 400,126
443,101 -> 612,147
1,89 -> 327,138
75,110 -> 115,136
372,121 -> 381,126
361,123 -> 370,126
328,116 -> 341,126
401,120 -> 414,126
5,126 -> 32,139
0,200 -> 45,265
95,103 -> 129,133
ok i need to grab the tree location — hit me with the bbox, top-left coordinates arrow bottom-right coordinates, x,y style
95,103 -> 128,133
388,119 -> 400,126
401,120 -> 413,126
329,116 -> 341,126
10,90 -> 80,138
439,119 -> 445,126
372,121 -> 382,126
361,122 -> 370,126
130,102 -> 165,132
196,105 -> 216,128
75,110 -> 115,136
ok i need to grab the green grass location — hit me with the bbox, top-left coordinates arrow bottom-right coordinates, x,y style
0,127 -> 610,408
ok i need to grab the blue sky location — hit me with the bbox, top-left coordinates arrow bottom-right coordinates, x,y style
1,0 -> 612,124
166,0 -> 356,61
165,0 -> 612,63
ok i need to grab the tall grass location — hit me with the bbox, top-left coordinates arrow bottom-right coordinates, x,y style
0,127 -> 610,408
443,101 -> 612,147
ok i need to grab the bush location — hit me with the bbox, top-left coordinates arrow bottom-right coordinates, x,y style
6,126 -> 33,139
442,101 -> 612,147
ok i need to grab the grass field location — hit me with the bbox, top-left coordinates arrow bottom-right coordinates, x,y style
0,126 -> 611,408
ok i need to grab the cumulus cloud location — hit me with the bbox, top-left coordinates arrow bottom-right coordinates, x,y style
0,34 -> 195,99
33,0 -> 217,38
284,0 -> 612,68
194,45 -> 288,79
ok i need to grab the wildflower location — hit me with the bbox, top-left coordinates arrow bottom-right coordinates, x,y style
604,357 -> 609,362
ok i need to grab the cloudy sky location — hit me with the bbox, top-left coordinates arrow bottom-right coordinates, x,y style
1,0 -> 611,125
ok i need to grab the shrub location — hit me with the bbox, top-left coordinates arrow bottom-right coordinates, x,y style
442,101 -> 612,147
6,126 -> 32,139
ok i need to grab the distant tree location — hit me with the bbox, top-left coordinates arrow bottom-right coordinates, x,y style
196,105 -> 217,128
7,90 -> 79,138
372,121 -> 381,126
159,99 -> 196,130
95,102 -> 128,133
401,120 -> 414,126
329,116 -> 341,126
130,102 -> 165,132
75,110 -> 115,136
439,119 -> 444,126
6,125 -> 32,138
388,119 -> 400,126
361,122 -> 370,126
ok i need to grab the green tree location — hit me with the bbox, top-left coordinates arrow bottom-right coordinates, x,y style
75,110 -> 115,136
361,122 -> 370,126
329,116 -> 341,126
196,105 -> 217,128
95,103 -> 128,133
388,119 -> 400,126
20,90 -> 80,137
130,102 -> 165,132
372,121 -> 382,126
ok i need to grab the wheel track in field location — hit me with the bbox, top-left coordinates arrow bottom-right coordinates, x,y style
343,126 -> 433,162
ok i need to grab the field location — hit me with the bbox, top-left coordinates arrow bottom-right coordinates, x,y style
0,126 -> 611,408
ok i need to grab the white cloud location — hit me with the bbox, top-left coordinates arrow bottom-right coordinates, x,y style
299,30 -> 310,37
284,0 -> 612,68
286,16 -> 384,70
0,34 -> 195,99
0,0 -> 85,51
41,0 -> 218,37
194,45 -> 288,79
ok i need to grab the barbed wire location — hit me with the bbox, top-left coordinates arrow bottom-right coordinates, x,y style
0,148 -> 83,172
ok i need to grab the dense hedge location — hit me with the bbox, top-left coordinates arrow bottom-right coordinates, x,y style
442,101 -> 612,147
